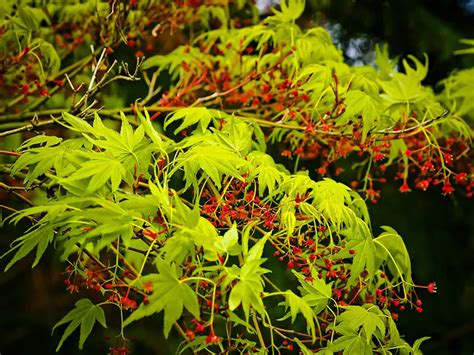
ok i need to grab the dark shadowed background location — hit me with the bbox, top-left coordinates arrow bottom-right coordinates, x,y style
1,1 -> 473,354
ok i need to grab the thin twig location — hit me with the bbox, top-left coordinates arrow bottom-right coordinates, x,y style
94,59 -> 118,88
376,110 -> 449,136
1,54 -> 94,114
88,48 -> 107,91
79,99 -> 99,117
0,182 -> 34,206
142,71 -> 160,104
106,0 -> 117,19
191,50 -> 293,106
0,118 -> 56,138
0,150 -> 20,157
0,108 -> 66,124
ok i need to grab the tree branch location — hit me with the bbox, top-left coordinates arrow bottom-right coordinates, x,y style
375,110 -> 449,136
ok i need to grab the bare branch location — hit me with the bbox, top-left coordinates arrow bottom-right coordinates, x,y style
88,48 -> 107,92
0,182 -> 34,206
376,110 -> 449,136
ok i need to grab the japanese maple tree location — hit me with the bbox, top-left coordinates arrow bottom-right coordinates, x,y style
0,0 -> 472,354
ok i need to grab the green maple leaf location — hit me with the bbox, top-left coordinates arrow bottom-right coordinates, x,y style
272,0 -> 305,22
346,233 -> 377,286
412,336 -> 431,354
334,305 -> 386,343
2,224 -> 55,271
312,178 -> 356,228
329,330 -> 373,355
248,151 -> 286,196
123,259 -> 199,337
165,107 -> 218,134
59,154 -> 126,193
293,338 -> 314,355
379,57 -> 428,105
228,258 -> 270,324
293,270 -> 332,314
279,290 -> 319,341
215,224 -> 241,256
339,90 -> 384,141
178,143 -> 245,189
52,299 -> 107,351
374,226 -> 412,285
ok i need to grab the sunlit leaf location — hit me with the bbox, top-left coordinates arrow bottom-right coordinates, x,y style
53,299 -> 106,351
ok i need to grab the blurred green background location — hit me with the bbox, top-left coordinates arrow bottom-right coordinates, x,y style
1,1 -> 473,354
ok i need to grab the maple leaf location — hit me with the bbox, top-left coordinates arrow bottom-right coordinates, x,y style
53,299 -> 107,351
123,259 -> 199,338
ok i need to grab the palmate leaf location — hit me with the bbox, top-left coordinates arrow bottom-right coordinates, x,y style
374,226 -> 412,284
339,90 -> 384,141
93,116 -> 148,162
297,64 -> 333,96
328,329 -> 372,355
279,290 -> 319,341
312,179 -> 356,228
272,0 -> 305,22
336,305 -> 386,342
177,143 -> 245,189
60,112 -> 99,136
58,196 -> 145,258
440,68 -> 474,119
17,134 -> 63,151
293,270 -> 332,314
296,28 -> 342,64
248,151 -> 286,196
7,202 -> 72,229
281,210 -> 296,237
52,298 -> 107,351
70,213 -> 134,253
235,25 -> 276,51
165,107 -> 218,134
412,336 -> 431,355
137,110 -> 166,147
12,148 -> 61,186
2,224 -> 54,271
228,253 -> 270,323
293,338 -> 314,355
375,44 -> 398,78
215,120 -> 255,155
35,38 -> 61,74
350,70 -> 379,94
245,231 -> 271,263
385,309 -> 403,346
228,258 -> 269,311
346,228 -> 377,286
62,113 -> 149,166
215,224 -> 241,256
12,6 -> 46,33
348,191 -> 371,225
12,137 -> 81,187
280,173 -> 317,199
123,259 -> 199,337
58,154 -> 126,193
142,46 -> 203,79
402,54 -> 429,82
173,216 -> 222,262
377,54 -> 428,106
379,71 -> 428,105
161,231 -> 195,264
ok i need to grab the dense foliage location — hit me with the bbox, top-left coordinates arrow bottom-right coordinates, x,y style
0,1 -> 472,354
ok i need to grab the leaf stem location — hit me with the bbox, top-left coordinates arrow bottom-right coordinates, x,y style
252,312 -> 266,350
